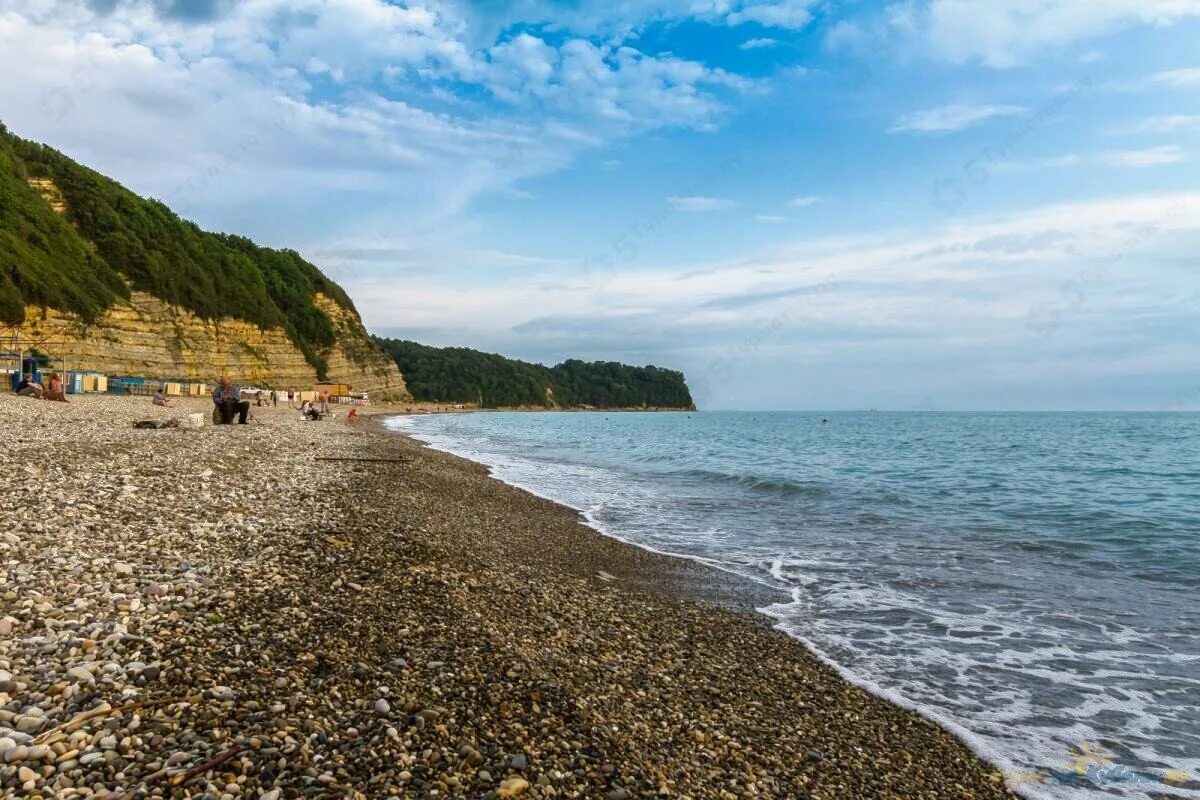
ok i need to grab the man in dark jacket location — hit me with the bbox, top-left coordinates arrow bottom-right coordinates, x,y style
16,373 -> 43,399
212,376 -> 250,424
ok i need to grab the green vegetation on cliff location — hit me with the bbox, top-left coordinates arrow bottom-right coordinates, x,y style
373,338 -> 695,409
0,122 -> 357,377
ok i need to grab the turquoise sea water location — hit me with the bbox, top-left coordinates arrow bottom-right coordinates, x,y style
386,411 -> 1200,799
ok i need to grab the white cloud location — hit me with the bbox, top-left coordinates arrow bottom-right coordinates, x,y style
0,0 -> 766,244
1152,66 -> 1200,87
756,214 -> 786,222
994,148 -> 1192,173
739,37 -> 780,50
990,154 -> 1083,174
889,103 -> 1027,134
917,0 -> 1200,68
728,0 -> 816,29
483,36 -> 752,133
1097,145 -> 1189,168
349,193 -> 1200,400
1116,115 -> 1200,134
786,195 -> 821,207
667,196 -> 739,212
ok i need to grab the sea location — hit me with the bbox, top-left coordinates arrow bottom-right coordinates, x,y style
384,411 -> 1200,799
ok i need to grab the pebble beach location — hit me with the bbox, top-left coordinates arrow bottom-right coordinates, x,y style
0,394 -> 1020,799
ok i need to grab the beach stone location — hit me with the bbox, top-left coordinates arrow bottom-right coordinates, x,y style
65,666 -> 94,684
498,777 -> 530,797
374,698 -> 391,716
15,717 -> 43,735
508,753 -> 528,771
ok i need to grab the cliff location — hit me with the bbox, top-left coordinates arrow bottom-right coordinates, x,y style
14,291 -> 407,395
0,123 -> 408,396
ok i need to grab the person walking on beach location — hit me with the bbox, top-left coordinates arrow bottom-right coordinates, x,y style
212,376 -> 250,424
287,388 -> 295,408
271,389 -> 278,408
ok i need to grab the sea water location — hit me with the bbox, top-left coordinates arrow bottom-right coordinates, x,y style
385,411 -> 1200,799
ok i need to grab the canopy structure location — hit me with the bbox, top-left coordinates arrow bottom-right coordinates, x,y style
0,323 -> 73,388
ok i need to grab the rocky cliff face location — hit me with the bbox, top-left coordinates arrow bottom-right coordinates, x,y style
14,291 -> 408,397
9,173 -> 408,397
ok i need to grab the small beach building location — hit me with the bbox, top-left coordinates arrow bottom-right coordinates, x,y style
313,382 -> 352,398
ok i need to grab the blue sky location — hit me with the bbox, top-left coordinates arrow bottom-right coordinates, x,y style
1,0 -> 1198,409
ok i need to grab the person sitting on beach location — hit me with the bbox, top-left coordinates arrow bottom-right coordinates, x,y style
44,374 -> 67,402
153,387 -> 173,408
347,408 -> 358,421
302,401 -> 321,421
16,374 -> 43,399
212,376 -> 250,424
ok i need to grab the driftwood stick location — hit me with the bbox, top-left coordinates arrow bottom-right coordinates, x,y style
33,702 -> 136,743
33,695 -> 174,743
170,745 -> 245,786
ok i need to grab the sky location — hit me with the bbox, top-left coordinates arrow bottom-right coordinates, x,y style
0,0 -> 1198,410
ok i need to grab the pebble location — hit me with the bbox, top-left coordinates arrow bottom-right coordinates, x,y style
499,777 -> 530,797
0,395 -> 1020,800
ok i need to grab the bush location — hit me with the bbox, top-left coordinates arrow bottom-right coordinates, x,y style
373,338 -> 695,409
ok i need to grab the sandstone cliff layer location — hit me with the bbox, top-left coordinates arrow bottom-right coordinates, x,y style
13,292 -> 409,398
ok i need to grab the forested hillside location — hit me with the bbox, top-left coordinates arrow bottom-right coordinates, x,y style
373,338 -> 695,409
0,122 -> 358,376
